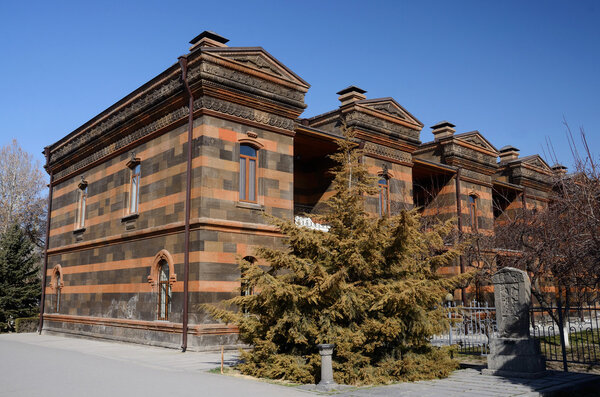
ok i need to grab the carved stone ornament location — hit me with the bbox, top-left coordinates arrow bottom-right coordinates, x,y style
196,96 -> 296,131
485,267 -> 546,378
55,105 -> 189,180
231,55 -> 283,76
51,76 -> 183,164
78,176 -> 88,190
201,62 -> 305,104
371,103 -> 406,119
345,111 -> 420,142
126,152 -> 141,169
459,135 -> 494,151
443,143 -> 497,167
363,142 -> 412,164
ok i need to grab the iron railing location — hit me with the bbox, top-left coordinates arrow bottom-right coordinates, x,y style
432,300 -> 497,355
530,305 -> 600,367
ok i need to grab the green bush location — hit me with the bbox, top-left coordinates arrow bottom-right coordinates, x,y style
15,316 -> 38,333
203,130 -> 467,385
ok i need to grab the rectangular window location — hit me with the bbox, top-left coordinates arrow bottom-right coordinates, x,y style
77,186 -> 88,229
239,145 -> 258,202
129,164 -> 140,214
378,178 -> 390,217
469,195 -> 478,231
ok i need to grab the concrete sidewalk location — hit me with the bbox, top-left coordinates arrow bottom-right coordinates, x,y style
2,333 -> 599,396
333,368 -> 600,396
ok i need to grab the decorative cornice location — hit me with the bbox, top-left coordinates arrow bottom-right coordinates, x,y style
201,61 -> 305,106
196,96 -> 296,131
52,93 -> 299,181
48,51 -> 307,172
54,105 -> 189,180
50,76 -> 183,164
363,142 -> 412,164
344,110 -> 421,144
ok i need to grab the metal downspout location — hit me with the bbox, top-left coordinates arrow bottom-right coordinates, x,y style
38,147 -> 54,333
455,167 -> 466,305
178,55 -> 193,352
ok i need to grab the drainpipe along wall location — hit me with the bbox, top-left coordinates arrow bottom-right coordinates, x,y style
38,147 -> 54,333
455,168 -> 467,305
178,55 -> 194,352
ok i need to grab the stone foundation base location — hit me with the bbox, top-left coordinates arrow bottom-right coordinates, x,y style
42,315 -> 245,351
486,337 -> 546,378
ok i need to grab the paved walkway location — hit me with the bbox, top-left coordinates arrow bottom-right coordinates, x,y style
1,333 -> 598,396
334,368 -> 600,396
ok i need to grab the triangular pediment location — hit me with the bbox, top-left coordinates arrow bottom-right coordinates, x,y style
206,47 -> 309,88
522,155 -> 552,172
456,131 -> 498,153
358,98 -> 423,127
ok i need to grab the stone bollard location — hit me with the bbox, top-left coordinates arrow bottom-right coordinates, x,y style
317,344 -> 337,390
483,267 -> 546,378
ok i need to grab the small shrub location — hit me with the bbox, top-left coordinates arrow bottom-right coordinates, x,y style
15,316 -> 38,333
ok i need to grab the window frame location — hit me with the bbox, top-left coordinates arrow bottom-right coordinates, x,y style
240,256 -> 256,315
468,194 -> 478,232
76,185 -> 88,229
52,266 -> 63,313
239,144 -> 258,203
129,163 -> 141,214
157,260 -> 171,321
378,177 -> 390,217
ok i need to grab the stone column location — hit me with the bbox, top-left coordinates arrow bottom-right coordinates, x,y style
317,344 -> 337,390
483,267 -> 546,378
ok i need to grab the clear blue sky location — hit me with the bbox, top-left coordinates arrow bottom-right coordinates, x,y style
1,0 -> 598,179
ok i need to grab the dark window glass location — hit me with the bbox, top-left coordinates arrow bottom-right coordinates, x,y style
129,164 -> 140,214
378,178 -> 390,217
239,145 -> 258,202
157,260 -> 170,320
469,195 -> 478,231
77,186 -> 88,228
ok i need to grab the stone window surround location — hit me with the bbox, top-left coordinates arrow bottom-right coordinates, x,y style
237,136 -> 264,206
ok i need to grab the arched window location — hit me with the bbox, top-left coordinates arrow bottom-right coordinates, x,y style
241,256 -> 256,297
240,256 -> 256,315
239,144 -> 258,203
129,163 -> 141,214
157,260 -> 171,321
378,177 -> 390,217
52,266 -> 63,313
468,195 -> 478,231
76,179 -> 88,229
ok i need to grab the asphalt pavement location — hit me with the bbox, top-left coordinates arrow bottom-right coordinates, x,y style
0,333 -> 309,397
2,333 -> 599,396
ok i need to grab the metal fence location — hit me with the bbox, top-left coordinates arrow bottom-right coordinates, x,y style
432,300 -> 497,355
530,305 -> 600,367
433,301 -> 600,371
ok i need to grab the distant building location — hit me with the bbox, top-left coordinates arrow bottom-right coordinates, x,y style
40,32 -> 555,350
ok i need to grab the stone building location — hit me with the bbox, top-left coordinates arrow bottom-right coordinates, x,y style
39,31 -> 556,350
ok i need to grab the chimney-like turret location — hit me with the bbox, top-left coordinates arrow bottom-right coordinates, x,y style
336,86 -> 367,106
499,145 -> 520,162
430,121 -> 456,141
189,31 -> 229,51
552,164 -> 568,176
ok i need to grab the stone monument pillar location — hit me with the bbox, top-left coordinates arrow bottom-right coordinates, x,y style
483,267 -> 546,378
317,344 -> 337,390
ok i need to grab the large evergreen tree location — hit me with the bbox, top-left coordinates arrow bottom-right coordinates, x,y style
0,223 -> 41,332
205,130 -> 469,384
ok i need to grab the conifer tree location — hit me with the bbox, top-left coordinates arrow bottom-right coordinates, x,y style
204,129 -> 469,384
0,223 -> 41,332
